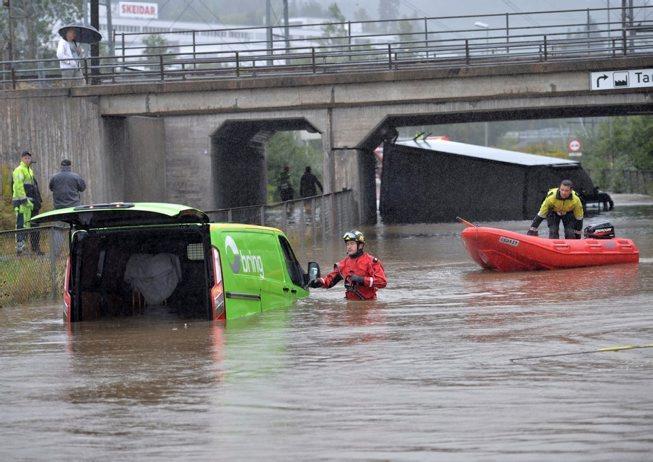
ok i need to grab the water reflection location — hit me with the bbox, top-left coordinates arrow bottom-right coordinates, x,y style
461,263 -> 640,306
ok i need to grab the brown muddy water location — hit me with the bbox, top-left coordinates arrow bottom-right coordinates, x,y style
1,196 -> 652,460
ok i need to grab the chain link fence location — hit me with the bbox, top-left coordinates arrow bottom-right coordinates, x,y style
0,225 -> 69,307
0,191 -> 358,306
206,189 -> 359,260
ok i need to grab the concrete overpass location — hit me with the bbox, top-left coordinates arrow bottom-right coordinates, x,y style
1,56 -> 652,223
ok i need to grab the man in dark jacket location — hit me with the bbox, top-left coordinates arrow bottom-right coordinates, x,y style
299,166 -> 323,198
49,159 -> 86,209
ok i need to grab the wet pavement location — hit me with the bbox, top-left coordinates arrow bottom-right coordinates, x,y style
1,196 -> 652,460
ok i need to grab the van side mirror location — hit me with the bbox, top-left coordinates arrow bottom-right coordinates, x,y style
305,261 -> 320,286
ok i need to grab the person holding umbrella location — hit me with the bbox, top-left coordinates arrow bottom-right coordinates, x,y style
56,23 -> 102,85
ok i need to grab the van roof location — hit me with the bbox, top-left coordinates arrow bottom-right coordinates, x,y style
209,223 -> 283,234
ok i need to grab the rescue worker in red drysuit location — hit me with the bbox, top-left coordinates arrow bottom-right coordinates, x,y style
310,230 -> 387,300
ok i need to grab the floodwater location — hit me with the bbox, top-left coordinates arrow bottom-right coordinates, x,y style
2,196 -> 652,461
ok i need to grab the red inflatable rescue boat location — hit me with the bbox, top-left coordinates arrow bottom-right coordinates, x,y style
460,222 -> 639,272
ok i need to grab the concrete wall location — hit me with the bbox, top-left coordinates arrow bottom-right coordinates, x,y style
0,91 -> 105,206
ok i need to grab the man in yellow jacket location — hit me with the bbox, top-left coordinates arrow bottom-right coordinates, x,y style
12,150 -> 42,255
528,179 -> 584,239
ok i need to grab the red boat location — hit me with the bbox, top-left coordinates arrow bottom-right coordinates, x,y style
460,223 -> 639,272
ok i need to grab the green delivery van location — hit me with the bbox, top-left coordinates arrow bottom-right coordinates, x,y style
32,202 -> 320,323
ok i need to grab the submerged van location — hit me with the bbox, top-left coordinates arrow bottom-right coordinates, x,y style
32,202 -> 320,322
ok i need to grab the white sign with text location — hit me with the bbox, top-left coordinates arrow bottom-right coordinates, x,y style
118,2 -> 158,19
590,69 -> 653,90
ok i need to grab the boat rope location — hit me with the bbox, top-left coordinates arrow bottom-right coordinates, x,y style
510,343 -> 653,363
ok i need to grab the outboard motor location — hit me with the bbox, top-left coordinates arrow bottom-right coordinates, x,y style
583,222 -> 615,239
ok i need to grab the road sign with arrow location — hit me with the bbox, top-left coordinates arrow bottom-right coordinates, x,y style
590,69 -> 653,90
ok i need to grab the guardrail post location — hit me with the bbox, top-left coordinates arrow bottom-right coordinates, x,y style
311,47 -> 316,73
83,59 -> 89,84
543,35 -> 548,61
424,18 -> 429,59
235,51 -> 240,77
465,39 -> 470,64
192,31 -> 197,70
159,54 -> 164,81
11,67 -> 16,90
347,21 -> 352,61
622,27 -> 627,55
505,13 -> 510,54
612,38 -> 617,57
388,43 -> 392,69
121,33 -> 125,65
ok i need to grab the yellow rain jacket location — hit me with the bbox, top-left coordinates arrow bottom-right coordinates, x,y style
537,187 -> 584,220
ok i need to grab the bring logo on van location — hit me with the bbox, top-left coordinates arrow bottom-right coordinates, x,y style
225,235 -> 265,277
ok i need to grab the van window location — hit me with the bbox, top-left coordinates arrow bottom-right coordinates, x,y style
187,243 -> 204,260
278,236 -> 304,286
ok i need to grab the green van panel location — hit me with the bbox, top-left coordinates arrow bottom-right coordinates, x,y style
210,224 -> 308,320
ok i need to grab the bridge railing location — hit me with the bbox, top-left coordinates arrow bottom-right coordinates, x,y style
205,190 -> 359,257
2,5 -> 653,89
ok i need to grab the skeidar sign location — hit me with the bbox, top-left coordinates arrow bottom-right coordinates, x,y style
119,1 -> 158,19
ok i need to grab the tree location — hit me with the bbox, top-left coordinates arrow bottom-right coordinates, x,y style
321,3 -> 347,49
1,0 -> 83,62
378,0 -> 400,33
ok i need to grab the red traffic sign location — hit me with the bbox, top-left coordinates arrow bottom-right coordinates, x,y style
568,139 -> 582,152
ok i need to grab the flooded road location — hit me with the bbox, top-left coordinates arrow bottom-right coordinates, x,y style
2,197 -> 652,460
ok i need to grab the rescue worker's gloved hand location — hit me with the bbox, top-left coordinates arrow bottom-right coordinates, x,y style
527,227 -> 539,236
349,275 -> 364,285
309,277 -> 323,288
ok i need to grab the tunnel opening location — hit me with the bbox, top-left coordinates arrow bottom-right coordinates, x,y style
210,118 -> 322,210
358,109 -> 652,224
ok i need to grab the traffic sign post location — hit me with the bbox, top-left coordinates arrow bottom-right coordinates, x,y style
568,138 -> 582,158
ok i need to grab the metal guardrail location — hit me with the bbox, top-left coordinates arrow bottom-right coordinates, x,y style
205,190 -> 358,258
2,6 -> 653,89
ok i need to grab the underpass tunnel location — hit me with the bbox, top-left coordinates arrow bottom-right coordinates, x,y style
358,105 -> 652,224
211,119 -> 321,209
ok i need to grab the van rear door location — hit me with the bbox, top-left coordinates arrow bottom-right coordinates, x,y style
30,202 -> 209,228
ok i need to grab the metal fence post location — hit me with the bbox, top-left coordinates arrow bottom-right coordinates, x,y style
159,54 -> 164,80
227,209 -> 232,223
465,39 -> 470,64
424,17 -> 429,58
49,227 -> 57,300
312,197 -> 317,248
83,59 -> 89,84
347,21 -> 352,61
388,43 -> 392,69
235,51 -> 240,77
192,30 -> 197,70
260,206 -> 265,225
543,35 -> 548,61
311,47 -> 316,73
11,67 -> 16,90
505,12 -> 510,54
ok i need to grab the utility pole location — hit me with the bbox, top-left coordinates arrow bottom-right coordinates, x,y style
105,0 -> 114,57
5,0 -> 14,62
91,0 -> 99,80
283,0 -> 289,53
266,0 -> 273,66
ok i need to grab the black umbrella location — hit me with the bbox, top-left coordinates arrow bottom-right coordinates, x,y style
57,23 -> 102,44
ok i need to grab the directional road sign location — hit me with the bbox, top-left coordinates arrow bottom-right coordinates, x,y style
590,69 -> 653,90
